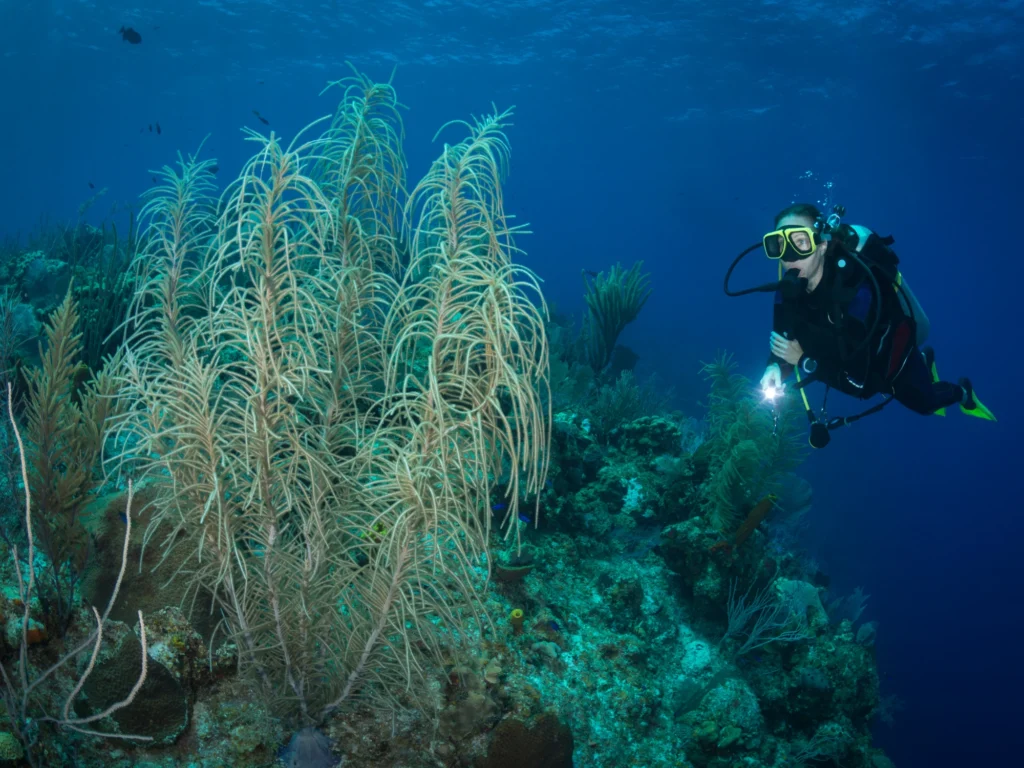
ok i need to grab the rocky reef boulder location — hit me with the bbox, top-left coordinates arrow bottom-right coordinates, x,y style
74,617 -> 189,744
479,713 -> 574,768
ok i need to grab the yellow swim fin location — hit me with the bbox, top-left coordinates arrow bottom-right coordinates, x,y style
961,396 -> 996,421
959,378 -> 997,421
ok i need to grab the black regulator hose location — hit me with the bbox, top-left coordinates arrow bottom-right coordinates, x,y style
834,245 -> 884,364
723,243 -> 780,296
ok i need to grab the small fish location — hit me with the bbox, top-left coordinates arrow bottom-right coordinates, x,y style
257,80 -> 265,85
491,502 -> 507,512
517,512 -> 532,524
156,122 -> 161,134
151,176 -> 158,184
252,109 -> 270,125
210,164 -> 220,175
582,269 -> 599,278
118,512 -> 128,525
88,181 -> 95,189
119,26 -> 142,44
547,620 -> 560,632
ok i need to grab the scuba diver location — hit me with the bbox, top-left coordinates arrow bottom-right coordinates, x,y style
724,202 -> 995,448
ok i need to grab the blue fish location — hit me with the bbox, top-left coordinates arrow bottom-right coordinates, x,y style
517,513 -> 532,524
491,502 -> 507,512
548,620 -> 560,632
119,512 -> 128,525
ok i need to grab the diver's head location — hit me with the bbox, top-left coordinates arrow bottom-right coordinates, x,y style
765,203 -> 829,285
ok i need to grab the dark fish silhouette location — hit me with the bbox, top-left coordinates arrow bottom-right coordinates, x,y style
252,110 -> 270,125
156,122 -> 161,134
151,176 -> 158,184
119,26 -> 142,44
210,164 -> 220,175
88,181 -> 95,189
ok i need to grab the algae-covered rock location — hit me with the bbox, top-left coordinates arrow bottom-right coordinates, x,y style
76,619 -> 188,744
21,253 -> 70,312
480,713 -> 574,768
775,578 -> 829,631
612,415 -> 683,456
697,677 -> 763,743
717,724 -> 742,749
192,684 -> 284,767
140,605 -> 210,691
0,731 -> 24,763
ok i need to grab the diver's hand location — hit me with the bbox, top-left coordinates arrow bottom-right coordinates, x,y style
761,363 -> 784,393
770,332 -> 803,366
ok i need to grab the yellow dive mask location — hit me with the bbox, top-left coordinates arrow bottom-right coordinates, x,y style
762,226 -> 820,261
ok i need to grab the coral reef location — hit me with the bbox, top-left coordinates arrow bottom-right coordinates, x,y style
0,68 -> 896,768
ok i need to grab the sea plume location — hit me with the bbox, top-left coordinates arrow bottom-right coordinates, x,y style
108,73 -> 549,729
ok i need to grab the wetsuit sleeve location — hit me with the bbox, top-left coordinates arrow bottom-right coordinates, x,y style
768,288 -> 795,378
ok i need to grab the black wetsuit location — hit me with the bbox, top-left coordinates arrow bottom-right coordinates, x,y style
770,236 -> 964,415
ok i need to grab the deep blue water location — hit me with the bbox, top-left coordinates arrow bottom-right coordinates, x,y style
1,2 -> 1020,766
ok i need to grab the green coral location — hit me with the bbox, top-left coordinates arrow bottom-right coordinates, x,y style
699,352 -> 803,533
582,262 -> 651,373
615,415 -> 682,455
0,731 -> 24,761
591,371 -> 670,439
